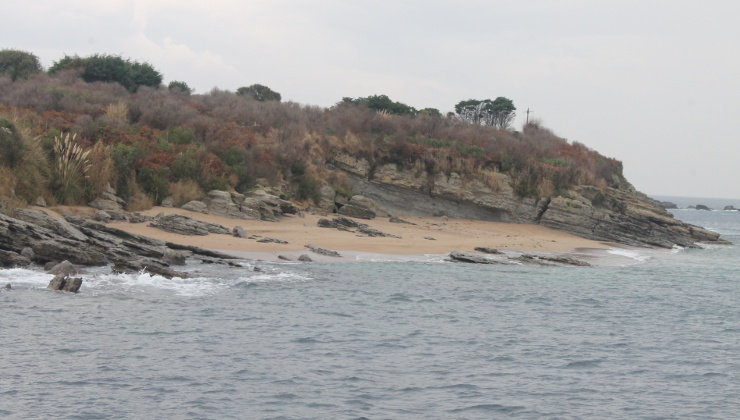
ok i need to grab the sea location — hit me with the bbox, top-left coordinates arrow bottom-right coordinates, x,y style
2,196 -> 739,419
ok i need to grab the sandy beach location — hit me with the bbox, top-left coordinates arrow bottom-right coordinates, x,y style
101,207 -> 613,260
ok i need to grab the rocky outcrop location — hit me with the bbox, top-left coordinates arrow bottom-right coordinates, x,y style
658,201 -> 678,210
149,214 -> 230,236
0,211 -> 237,279
48,274 -> 82,293
724,205 -> 738,211
695,204 -> 711,211
317,217 -> 400,238
180,190 -> 298,221
333,154 -> 726,248
449,251 -> 505,264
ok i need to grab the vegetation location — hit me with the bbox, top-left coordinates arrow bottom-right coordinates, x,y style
0,49 -> 626,211
49,54 -> 162,92
455,97 -> 516,129
236,84 -> 281,102
0,49 -> 42,81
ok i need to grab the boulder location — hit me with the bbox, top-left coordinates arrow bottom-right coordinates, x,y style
182,200 -> 209,214
298,254 -> 313,262
305,244 -> 341,257
34,196 -> 47,207
723,205 -> 738,211
149,214 -> 230,236
232,226 -> 247,238
278,255 -> 291,261
129,213 -> 152,223
89,198 -> 123,212
162,248 -> 189,265
20,247 -> 34,260
695,204 -> 712,211
449,250 -> 501,264
658,201 -> 678,210
48,274 -> 83,293
112,257 -> 188,279
337,204 -> 375,220
47,260 -> 81,276
94,210 -> 112,223
32,240 -> 108,266
474,247 -> 503,255
3,283 -> 10,290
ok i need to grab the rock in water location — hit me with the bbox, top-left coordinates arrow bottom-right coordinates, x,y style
3,283 -> 11,290
48,274 -> 83,293
449,250 -> 501,264
297,254 -> 313,262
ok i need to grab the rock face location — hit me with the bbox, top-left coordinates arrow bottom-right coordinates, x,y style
333,154 -> 726,248
48,274 -> 83,293
149,214 -> 230,236
695,204 -> 712,211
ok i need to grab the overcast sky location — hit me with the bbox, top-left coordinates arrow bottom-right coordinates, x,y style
3,0 -> 739,199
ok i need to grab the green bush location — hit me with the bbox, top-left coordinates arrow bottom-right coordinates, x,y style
137,166 -> 170,204
49,54 -> 162,92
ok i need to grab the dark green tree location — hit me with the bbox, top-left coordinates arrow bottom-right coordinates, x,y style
236,84 -> 281,101
418,107 -> 441,117
343,94 -> 417,116
49,54 -> 162,92
168,80 -> 192,94
0,49 -> 42,81
455,97 -> 516,129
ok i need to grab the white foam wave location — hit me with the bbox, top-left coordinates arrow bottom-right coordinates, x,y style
0,268 -> 53,286
239,272 -> 313,284
84,271 -> 228,297
607,248 -> 651,262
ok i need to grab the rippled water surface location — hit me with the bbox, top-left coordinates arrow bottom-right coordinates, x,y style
2,208 -> 740,419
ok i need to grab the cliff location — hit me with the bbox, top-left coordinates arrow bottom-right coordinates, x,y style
330,154 -> 724,248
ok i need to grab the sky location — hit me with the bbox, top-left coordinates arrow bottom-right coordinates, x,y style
2,0 -> 739,199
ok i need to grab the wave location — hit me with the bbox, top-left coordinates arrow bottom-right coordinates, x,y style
0,264 -> 313,297
606,248 -> 651,262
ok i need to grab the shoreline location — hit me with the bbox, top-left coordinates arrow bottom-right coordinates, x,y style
97,206 -> 657,266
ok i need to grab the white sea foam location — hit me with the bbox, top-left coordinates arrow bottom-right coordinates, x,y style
239,271 -> 313,284
0,268 -> 53,286
607,248 -> 651,262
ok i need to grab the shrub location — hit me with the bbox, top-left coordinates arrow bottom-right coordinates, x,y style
0,118 -> 24,167
137,165 -> 170,204
49,54 -> 162,92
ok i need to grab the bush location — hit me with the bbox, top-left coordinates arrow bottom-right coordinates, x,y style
137,166 -> 170,205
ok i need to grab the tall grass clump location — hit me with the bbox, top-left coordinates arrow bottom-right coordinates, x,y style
53,132 -> 91,204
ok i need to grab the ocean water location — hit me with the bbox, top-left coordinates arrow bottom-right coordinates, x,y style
2,201 -> 740,419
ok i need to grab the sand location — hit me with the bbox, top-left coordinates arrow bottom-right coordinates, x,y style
104,207 -> 612,260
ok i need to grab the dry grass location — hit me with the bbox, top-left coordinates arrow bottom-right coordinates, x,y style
169,179 -> 203,206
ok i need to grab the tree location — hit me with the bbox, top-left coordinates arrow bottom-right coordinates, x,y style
455,97 -> 516,129
237,84 -> 281,101
343,94 -> 417,116
418,107 -> 441,117
49,54 -> 162,92
0,49 -> 42,81
168,80 -> 192,94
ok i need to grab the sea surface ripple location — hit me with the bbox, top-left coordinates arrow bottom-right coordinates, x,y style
1,208 -> 739,419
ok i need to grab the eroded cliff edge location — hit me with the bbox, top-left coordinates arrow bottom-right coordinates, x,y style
330,154 -> 724,248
